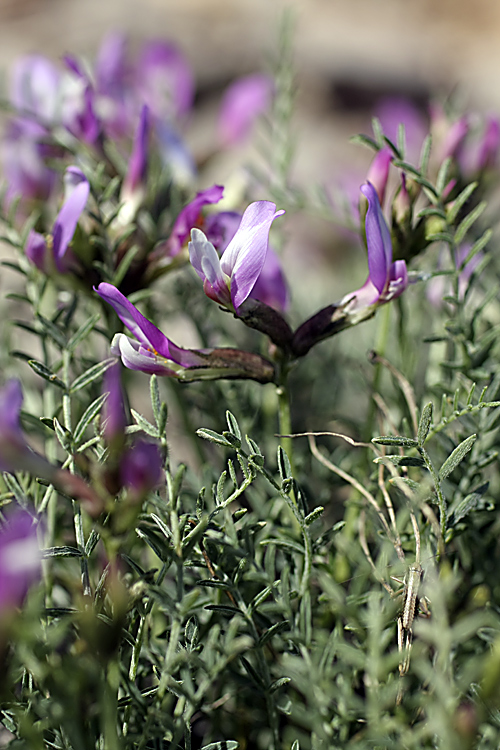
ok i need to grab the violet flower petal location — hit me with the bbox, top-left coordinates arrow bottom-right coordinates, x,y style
25,230 -> 50,273
250,246 -> 289,312
167,184 -> 224,257
188,228 -> 230,305
102,362 -> 127,441
218,73 -> 274,146
366,147 -> 393,205
0,507 -> 41,610
123,105 -> 149,196
121,439 -> 163,493
360,182 -> 392,295
96,283 -> 172,359
220,201 -> 285,310
110,334 -> 179,375
10,54 -> 61,123
136,40 -> 194,120
52,168 -> 89,271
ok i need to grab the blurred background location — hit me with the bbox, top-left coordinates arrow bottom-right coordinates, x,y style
1,0 -> 500,174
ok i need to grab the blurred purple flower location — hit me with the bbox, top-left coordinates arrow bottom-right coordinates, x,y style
135,41 -> 194,122
375,97 -> 428,164
61,56 -> 101,144
25,166 -> 89,273
2,118 -> 57,205
188,200 -> 285,312
102,362 -> 127,443
218,73 -> 274,146
121,439 -> 163,495
0,380 -> 102,515
9,54 -> 61,124
340,182 -> 407,315
94,32 -> 133,138
0,507 -> 41,612
459,115 -> 500,176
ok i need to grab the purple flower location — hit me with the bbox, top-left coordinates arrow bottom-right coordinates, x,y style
0,380 -> 102,516
340,182 -> 407,316
188,200 -> 285,312
134,41 -> 194,122
0,507 -> 41,612
218,74 -> 274,146
102,362 -> 127,443
25,166 -> 90,273
94,32 -> 133,138
2,118 -> 57,205
375,97 -> 428,164
9,54 -> 61,124
163,184 -> 224,258
114,105 -> 150,227
121,439 -> 163,495
60,56 -> 101,144
365,147 -> 393,205
204,211 -> 289,311
96,282 -> 209,377
96,283 -> 275,383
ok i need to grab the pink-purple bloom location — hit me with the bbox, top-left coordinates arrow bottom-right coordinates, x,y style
218,74 -> 274,146
340,182 -> 407,315
0,507 -> 41,612
366,147 -> 393,205
188,200 -> 285,312
25,166 -> 89,273
96,283 -> 209,377
163,184 -> 224,258
204,210 -> 288,311
121,440 -> 163,494
135,40 -> 194,123
375,97 -> 428,164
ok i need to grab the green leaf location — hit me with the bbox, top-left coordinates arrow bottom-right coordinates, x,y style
36,314 -> 67,348
197,428 -> 233,447
277,445 -> 293,481
439,434 -> 477,481
372,436 -> 418,448
204,604 -> 242,616
374,456 -> 425,468
200,742 -> 239,750
258,620 -> 290,646
53,418 -> 73,451
417,402 -> 433,445
73,393 -> 107,445
67,313 -> 101,352
42,546 -> 83,558
70,358 -> 115,393
28,360 -> 66,389
304,506 -> 324,525
454,201 -> 487,244
446,181 -> 478,223
131,409 -> 159,438
451,484 -> 489,525
226,410 -> 242,442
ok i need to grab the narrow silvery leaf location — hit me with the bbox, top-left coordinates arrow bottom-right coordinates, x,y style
417,402 -> 433,446
439,434 -> 477,481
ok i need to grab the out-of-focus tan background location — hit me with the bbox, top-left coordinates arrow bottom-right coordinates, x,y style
1,0 -> 499,161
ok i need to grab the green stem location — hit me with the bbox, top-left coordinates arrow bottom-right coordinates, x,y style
366,303 -> 392,440
276,372 -> 293,475
418,444 -> 446,546
63,349 -> 91,598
